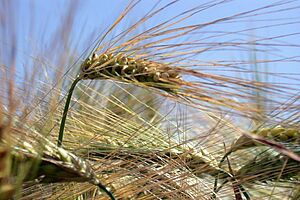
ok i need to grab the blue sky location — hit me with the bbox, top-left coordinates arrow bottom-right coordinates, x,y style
3,0 -> 300,89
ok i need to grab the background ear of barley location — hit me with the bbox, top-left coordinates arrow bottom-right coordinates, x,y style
1,0 -> 300,199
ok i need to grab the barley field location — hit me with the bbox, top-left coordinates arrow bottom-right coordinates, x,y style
1,0 -> 300,199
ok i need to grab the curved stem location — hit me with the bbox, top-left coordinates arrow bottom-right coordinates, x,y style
57,76 -> 81,147
97,183 -> 116,200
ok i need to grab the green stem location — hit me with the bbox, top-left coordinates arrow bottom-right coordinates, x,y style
212,151 -> 232,199
57,76 -> 81,147
97,183 -> 116,200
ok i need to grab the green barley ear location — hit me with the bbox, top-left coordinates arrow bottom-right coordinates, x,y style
236,152 -> 300,183
214,151 -> 300,198
13,139 -> 115,200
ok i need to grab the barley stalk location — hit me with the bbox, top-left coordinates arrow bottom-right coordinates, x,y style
58,52 -> 182,147
57,76 -> 81,147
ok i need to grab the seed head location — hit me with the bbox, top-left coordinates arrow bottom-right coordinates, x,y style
80,52 -> 182,91
254,126 -> 300,143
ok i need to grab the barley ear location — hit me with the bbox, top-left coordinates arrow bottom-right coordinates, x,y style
15,138 -> 116,200
80,53 -> 182,93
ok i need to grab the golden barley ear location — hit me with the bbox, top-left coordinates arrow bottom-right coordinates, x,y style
80,52 -> 182,92
230,126 -> 300,154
